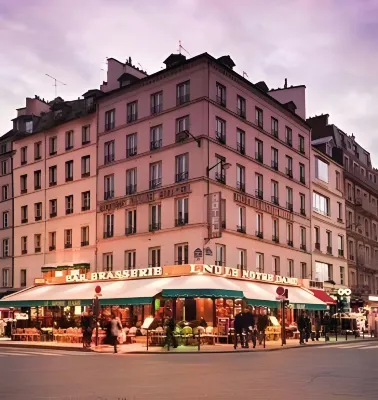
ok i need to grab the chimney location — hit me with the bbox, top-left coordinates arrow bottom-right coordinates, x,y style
284,78 -> 287,89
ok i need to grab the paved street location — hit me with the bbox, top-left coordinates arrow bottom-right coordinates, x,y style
0,343 -> 377,400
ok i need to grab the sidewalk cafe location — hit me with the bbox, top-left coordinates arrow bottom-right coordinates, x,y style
0,264 -> 331,346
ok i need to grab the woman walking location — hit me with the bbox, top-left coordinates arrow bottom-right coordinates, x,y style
110,313 -> 122,354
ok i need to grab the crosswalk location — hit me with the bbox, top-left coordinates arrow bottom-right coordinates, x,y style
317,342 -> 378,351
0,349 -> 98,357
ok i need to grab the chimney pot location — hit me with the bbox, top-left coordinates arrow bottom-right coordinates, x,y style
284,78 -> 287,88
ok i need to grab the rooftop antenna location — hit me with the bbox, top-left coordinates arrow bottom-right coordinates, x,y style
243,71 -> 249,78
178,40 -> 191,57
138,63 -> 144,71
45,73 -> 66,98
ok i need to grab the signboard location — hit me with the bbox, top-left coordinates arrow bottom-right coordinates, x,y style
205,247 -> 213,256
100,183 -> 191,212
208,192 -> 222,238
194,248 -> 203,258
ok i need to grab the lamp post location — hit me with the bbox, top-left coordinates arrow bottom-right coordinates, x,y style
177,129 -> 201,147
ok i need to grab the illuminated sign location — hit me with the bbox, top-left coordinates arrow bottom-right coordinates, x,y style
208,192 -> 222,238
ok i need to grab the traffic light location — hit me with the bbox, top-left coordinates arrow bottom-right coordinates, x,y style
337,297 -> 345,313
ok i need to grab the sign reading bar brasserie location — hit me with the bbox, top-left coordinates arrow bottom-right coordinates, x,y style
100,183 -> 191,212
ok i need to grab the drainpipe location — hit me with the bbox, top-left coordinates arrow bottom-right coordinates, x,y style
94,102 -> 99,273
309,128 -> 313,280
204,61 -> 211,266
11,144 -> 14,288
43,133 -> 47,268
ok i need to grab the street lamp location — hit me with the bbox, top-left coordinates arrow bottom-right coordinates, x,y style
176,129 -> 201,147
206,160 -> 232,176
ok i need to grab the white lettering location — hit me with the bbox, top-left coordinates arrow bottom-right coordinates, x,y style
130,269 -> 138,278
115,271 -> 122,279
153,267 -> 163,276
262,273 -> 268,281
139,268 -> 148,277
204,264 -> 213,274
98,272 -> 106,280
91,273 -> 98,281
231,268 -> 238,277
267,274 -> 274,282
214,265 -> 222,275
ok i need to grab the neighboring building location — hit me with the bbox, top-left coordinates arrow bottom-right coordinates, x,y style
0,129 -> 15,296
12,94 -> 99,288
310,140 -> 348,297
96,53 -> 312,278
308,114 -> 378,307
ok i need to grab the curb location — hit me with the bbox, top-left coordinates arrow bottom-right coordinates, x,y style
0,343 -> 91,352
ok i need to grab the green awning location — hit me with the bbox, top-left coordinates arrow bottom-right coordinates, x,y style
100,297 -> 152,306
0,299 -> 92,307
291,303 -> 327,311
246,299 -> 279,308
162,289 -> 243,299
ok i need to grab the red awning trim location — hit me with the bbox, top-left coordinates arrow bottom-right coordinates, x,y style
311,289 -> 336,305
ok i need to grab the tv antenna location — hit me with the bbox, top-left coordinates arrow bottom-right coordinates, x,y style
178,40 -> 191,57
45,73 -> 67,98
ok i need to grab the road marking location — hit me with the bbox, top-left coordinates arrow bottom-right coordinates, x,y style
12,351 -> 64,356
358,345 -> 378,350
0,352 -> 32,356
334,344 -> 372,349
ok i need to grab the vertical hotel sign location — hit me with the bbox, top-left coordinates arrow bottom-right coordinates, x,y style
209,192 -> 222,238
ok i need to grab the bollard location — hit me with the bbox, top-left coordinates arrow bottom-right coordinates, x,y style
146,330 -> 149,351
263,330 -> 266,349
335,328 -> 337,342
198,330 -> 201,351
363,329 -> 365,340
345,329 -> 348,341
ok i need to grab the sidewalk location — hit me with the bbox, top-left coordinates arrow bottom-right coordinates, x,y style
1,335 -> 376,354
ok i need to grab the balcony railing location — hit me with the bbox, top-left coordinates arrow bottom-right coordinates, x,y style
149,178 -> 162,189
126,184 -> 137,195
237,108 -> 246,119
21,189 -> 27,194
237,225 -> 246,233
176,171 -> 188,182
237,264 -> 247,271
125,226 -> 136,235
215,172 -> 226,184
300,244 -> 307,251
299,146 -> 305,154
175,216 -> 189,226
105,122 -> 115,131
35,247 -> 41,253
286,202 -> 293,212
104,191 -> 114,200
286,138 -> 292,147
126,147 -> 137,158
338,249 -> 344,257
21,218 -> 28,224
216,96 -> 226,107
271,196 -> 279,205
82,204 -> 90,211
49,245 -> 56,251
271,161 -> 278,171
327,246 -> 332,254
271,129 -> 278,138
256,230 -> 263,239
237,142 -> 245,154
81,241 -> 89,247
287,240 -> 293,247
300,176 -> 305,184
237,182 -> 245,192
21,249 -> 27,255
50,212 -> 57,218
177,94 -> 190,105
255,190 -> 263,200
151,104 -> 162,114
255,153 -> 263,163
66,209 -> 73,215
34,185 -> 41,190
127,113 -> 138,123
300,208 -> 306,216
104,154 -> 115,164
103,231 -> 114,239
65,176 -> 73,182
49,181 -> 57,187
150,139 -> 162,151
81,172 -> 90,178
272,235 -> 279,243
315,242 -> 320,251
215,132 -> 226,144
149,222 -> 161,232
64,243 -> 72,249
35,216 -> 42,222
286,168 -> 293,178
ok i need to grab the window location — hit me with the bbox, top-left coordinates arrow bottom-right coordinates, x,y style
299,135 -> 305,154
347,183 -> 353,201
272,256 -> 280,275
216,82 -> 226,106
314,226 -> 320,249
255,173 -> 263,199
65,195 -> 73,215
300,227 -> 306,250
177,81 -> 190,105
2,185 -> 8,201
0,144 -> 6,154
2,239 -> 8,257
34,202 -> 42,221
301,263 -> 307,279
20,269 -> 27,287
49,232 -> 56,250
104,140 -> 115,163
286,187 -> 293,211
237,129 -> 245,154
126,209 -> 137,235
237,95 -> 246,118
176,115 -> 190,134
127,101 -> 138,123
150,125 -> 162,151
176,154 -> 188,182
338,235 -> 344,257
82,125 -> 90,144
286,156 -> 293,177
272,218 -> 279,242
34,170 -> 41,190
65,160 -> 74,182
340,266 -> 345,285
104,175 -> 114,200
288,260 -> 294,277
315,262 -> 332,282
215,244 -> 225,266
103,253 -> 113,271
64,229 -> 72,248
237,206 -> 246,233
255,140 -> 263,162
326,231 -> 332,254
81,156 -> 90,177
21,205 -> 28,223
300,193 -> 306,216
126,168 -> 137,195
336,171 -> 341,190
149,247 -> 161,268
149,162 -> 162,189
151,91 -> 163,114
215,118 -> 226,143
49,136 -> 57,155
150,204 -> 161,231
81,191 -> 90,211
125,250 -> 136,269
81,226 -> 89,246
2,212 -> 8,228
337,202 -> 343,221
20,174 -> 27,193
214,155 -> 227,184
25,120 -> 33,133
49,199 -> 57,218
271,180 -> 279,205
315,158 -> 329,182
175,243 -> 189,265
287,223 -> 293,246
344,156 -> 349,171
256,253 -> 264,272
299,163 -> 305,184
65,130 -> 74,150
1,160 -> 7,175
105,109 -> 115,131
271,147 -> 278,170
348,240 -> 354,260
2,268 -> 9,287
285,127 -> 292,147
21,146 -> 27,164
21,236 -> 27,254
104,214 -> 114,238
271,117 -> 278,137
176,198 -> 188,226
49,166 -> 57,186
255,107 -> 263,128
238,249 -> 247,270
256,213 -> 263,237
236,165 -> 245,192
313,192 -> 330,216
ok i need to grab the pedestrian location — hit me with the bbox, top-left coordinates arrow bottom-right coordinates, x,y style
323,312 -> 331,342
257,310 -> 269,345
304,313 -> 312,342
243,307 -> 256,349
314,312 -> 322,341
165,317 -> 177,348
110,313 -> 122,353
234,311 -> 245,349
297,312 -> 306,345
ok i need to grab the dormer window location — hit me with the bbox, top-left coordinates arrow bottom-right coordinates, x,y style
54,109 -> 63,119
85,97 -> 94,111
326,143 -> 332,157
25,121 -> 33,134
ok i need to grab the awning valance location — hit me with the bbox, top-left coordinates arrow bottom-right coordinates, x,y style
311,289 -> 336,305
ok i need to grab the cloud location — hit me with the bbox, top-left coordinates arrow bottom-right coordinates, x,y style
1,0 -> 377,163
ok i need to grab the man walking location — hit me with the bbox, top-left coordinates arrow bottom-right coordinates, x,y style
297,311 -> 306,345
234,311 -> 245,349
257,310 -> 269,345
243,307 -> 256,348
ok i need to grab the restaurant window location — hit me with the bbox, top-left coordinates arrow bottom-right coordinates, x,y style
49,232 -> 56,250
175,243 -> 189,265
149,247 -> 161,268
21,205 -> 28,224
34,170 -> 41,190
238,249 -> 247,270
104,214 -> 114,238
3,239 -> 9,257
272,256 -> 280,275
65,195 -> 74,215
34,202 -> 42,221
301,263 -> 307,279
20,174 -> 27,193
64,229 -> 72,248
50,199 -> 57,218
215,244 -> 225,266
127,101 -> 138,123
81,156 -> 90,177
2,185 -> 8,201
175,153 -> 188,182
34,142 -> 42,160
125,250 -> 136,270
315,157 -> 329,183
82,191 -> 90,211
2,268 -> 9,287
82,125 -> 90,144
21,236 -> 27,254
81,226 -> 89,247
126,209 -> 137,235
20,269 -> 27,287
313,192 -> 330,216
150,204 -> 161,231
34,234 -> 41,253
149,162 -> 162,189
65,130 -> 74,150
151,91 -> 163,114
105,109 -> 115,131
103,253 -> 113,271
126,168 -> 137,195
21,146 -> 27,164
256,213 -> 263,237
104,140 -> 115,164
49,136 -> 57,155
126,133 -> 138,157
340,266 -> 345,285
2,212 -> 8,228
176,198 -> 188,226
288,259 -> 294,277
256,253 -> 264,273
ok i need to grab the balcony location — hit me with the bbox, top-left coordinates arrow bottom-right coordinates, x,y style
237,225 -> 246,233
287,240 -> 293,247
126,147 -> 137,158
338,249 -> 344,257
300,176 -> 305,184
176,171 -> 188,182
127,113 -> 138,123
255,189 -> 263,200
149,222 -> 161,232
355,197 -> 378,217
271,161 -> 278,171
237,142 -> 245,154
148,263 -> 161,268
104,191 -> 114,200
49,181 -> 57,187
300,244 -> 307,251
126,185 -> 137,195
105,122 -> 115,131
327,246 -> 332,255
49,245 -> 56,251
216,96 -> 226,107
271,196 -> 279,205
286,202 -> 293,212
35,156 -> 42,161
35,247 -> 41,253
35,216 -> 42,222
125,226 -> 136,235
34,185 -> 41,190
337,218 -> 343,223
81,172 -> 90,178
103,231 -> 114,239
286,168 -> 293,178
21,189 -> 27,194
150,140 -> 162,151
21,249 -> 27,255
215,261 -> 225,266
65,145 -> 73,151
272,235 -> 279,243
149,178 -> 162,190
104,154 -> 115,164
299,146 -> 305,154
177,94 -> 190,105
66,209 -> 73,215
81,204 -> 90,211
50,212 -> 57,218
237,108 -> 246,119
65,176 -> 73,182
175,216 -> 189,227
315,242 -> 320,250
21,160 -> 27,165
256,119 -> 263,129
215,172 -> 226,184
237,182 -> 245,193
81,241 -> 89,247
151,104 -> 162,114
271,129 -> 278,138
215,132 -> 226,144
256,231 -> 263,239
255,153 -> 263,163
64,243 -> 72,249
21,218 -> 28,224
300,208 -> 306,216
286,139 -> 293,147
50,150 -> 57,156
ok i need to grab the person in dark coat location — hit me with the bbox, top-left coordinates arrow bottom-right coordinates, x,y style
297,312 -> 306,345
323,312 -> 331,341
243,307 -> 256,348
233,311 -> 245,349
304,314 -> 312,342
314,312 -> 322,341
81,312 -> 93,348
165,317 -> 177,348
257,311 -> 269,345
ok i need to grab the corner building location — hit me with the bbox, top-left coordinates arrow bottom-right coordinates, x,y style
97,53 -> 312,278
